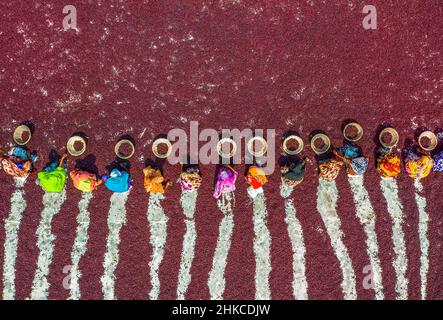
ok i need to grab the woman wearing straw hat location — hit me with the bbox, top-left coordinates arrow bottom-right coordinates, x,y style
376,128 -> 401,179
404,131 -> 435,179
310,133 -> 343,181
36,153 -> 68,193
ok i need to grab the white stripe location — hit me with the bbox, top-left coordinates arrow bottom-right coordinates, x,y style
348,175 -> 384,299
147,193 -> 168,300
69,192 -> 93,300
380,178 -> 408,299
252,192 -> 272,300
208,192 -> 234,300
280,184 -> 308,300
317,180 -> 357,300
100,191 -> 130,300
2,178 -> 27,300
30,189 -> 67,300
414,179 -> 429,300
177,190 -> 198,300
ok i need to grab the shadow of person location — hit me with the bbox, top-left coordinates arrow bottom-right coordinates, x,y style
75,154 -> 99,176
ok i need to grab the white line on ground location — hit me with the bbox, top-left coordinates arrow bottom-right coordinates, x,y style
317,180 -> 357,300
380,178 -> 408,299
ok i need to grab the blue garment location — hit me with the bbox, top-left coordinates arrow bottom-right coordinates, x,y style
12,146 -> 37,162
104,169 -> 131,193
433,150 -> 443,172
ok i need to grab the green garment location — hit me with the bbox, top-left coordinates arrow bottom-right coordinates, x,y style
37,167 -> 67,193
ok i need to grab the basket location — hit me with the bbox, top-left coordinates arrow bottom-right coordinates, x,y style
310,133 -> 331,155
152,138 -> 172,158
13,125 -> 32,145
282,135 -> 304,155
217,138 -> 237,159
115,139 -> 135,160
343,122 -> 364,142
379,128 -> 399,148
67,135 -> 87,157
247,136 -> 268,157
418,131 -> 437,151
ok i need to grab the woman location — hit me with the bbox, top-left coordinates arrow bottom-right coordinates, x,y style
245,164 -> 268,198
376,148 -> 401,179
37,154 -> 68,193
70,169 -> 102,192
143,165 -> 170,194
335,144 -> 369,176
404,147 -> 433,179
280,157 -> 305,187
102,161 -> 132,193
0,146 -> 36,179
178,165 -> 202,191
213,165 -> 238,199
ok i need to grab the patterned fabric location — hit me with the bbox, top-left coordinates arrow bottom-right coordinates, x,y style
179,167 -> 202,191
432,150 -> 443,172
70,170 -> 102,192
1,158 -> 32,178
213,165 -> 238,199
405,152 -> 433,179
245,165 -> 268,189
143,166 -> 169,194
318,159 -> 343,181
336,144 -> 368,176
377,150 -> 401,178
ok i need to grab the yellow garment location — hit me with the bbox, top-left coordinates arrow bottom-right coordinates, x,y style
246,166 -> 268,189
405,155 -> 433,179
377,152 -> 401,179
143,166 -> 168,194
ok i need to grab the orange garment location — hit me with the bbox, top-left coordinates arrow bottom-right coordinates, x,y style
70,170 -> 102,192
245,166 -> 268,189
143,166 -> 169,194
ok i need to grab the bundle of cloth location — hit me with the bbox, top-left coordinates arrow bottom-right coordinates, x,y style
0,146 -> 37,179
245,165 -> 268,198
376,147 -> 401,179
36,154 -> 68,193
143,165 -> 169,194
213,165 -> 238,199
178,166 -> 202,191
280,157 -> 305,187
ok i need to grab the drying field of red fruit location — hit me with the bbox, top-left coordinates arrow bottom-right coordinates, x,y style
0,1 -> 442,300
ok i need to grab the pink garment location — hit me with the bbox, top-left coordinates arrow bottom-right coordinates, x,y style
213,166 -> 238,199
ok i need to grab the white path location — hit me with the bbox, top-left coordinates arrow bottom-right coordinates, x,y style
147,193 -> 168,300
100,191 -> 130,300
208,193 -> 235,300
280,183 -> 308,300
30,189 -> 67,300
252,192 -> 272,300
380,178 -> 408,299
347,175 -> 384,300
177,190 -> 198,300
414,179 -> 430,300
2,178 -> 27,300
69,192 -> 94,300
317,180 -> 357,300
